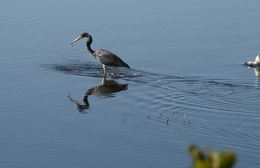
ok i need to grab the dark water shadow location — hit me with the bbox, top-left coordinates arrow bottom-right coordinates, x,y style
48,61 -> 143,78
46,62 -> 256,89
67,77 -> 128,112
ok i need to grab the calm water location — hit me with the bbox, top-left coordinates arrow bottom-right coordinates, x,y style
1,0 -> 260,167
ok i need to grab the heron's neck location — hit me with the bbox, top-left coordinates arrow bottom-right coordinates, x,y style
86,37 -> 95,56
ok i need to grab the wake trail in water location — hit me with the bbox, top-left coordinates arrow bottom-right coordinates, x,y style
46,62 -> 260,144
48,61 -> 258,89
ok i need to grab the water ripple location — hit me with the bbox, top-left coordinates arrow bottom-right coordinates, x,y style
46,62 -> 260,147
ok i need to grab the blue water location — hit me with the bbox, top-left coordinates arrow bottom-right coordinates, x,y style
1,0 -> 260,167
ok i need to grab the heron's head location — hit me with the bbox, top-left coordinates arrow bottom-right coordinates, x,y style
70,32 -> 91,46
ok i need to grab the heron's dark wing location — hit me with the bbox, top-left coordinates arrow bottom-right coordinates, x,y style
95,49 -> 130,68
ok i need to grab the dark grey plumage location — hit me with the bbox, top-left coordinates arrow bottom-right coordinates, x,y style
71,32 -> 130,76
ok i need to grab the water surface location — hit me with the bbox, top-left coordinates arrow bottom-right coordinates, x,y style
1,0 -> 260,168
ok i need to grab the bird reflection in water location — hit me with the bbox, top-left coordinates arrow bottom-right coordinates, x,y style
253,67 -> 260,77
68,78 -> 128,112
244,66 -> 260,77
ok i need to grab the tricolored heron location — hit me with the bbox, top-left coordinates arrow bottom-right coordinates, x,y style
70,32 -> 130,76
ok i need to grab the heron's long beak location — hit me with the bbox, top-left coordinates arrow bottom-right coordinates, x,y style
70,36 -> 82,46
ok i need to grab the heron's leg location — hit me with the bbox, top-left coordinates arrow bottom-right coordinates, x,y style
102,64 -> 107,77
101,77 -> 106,85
